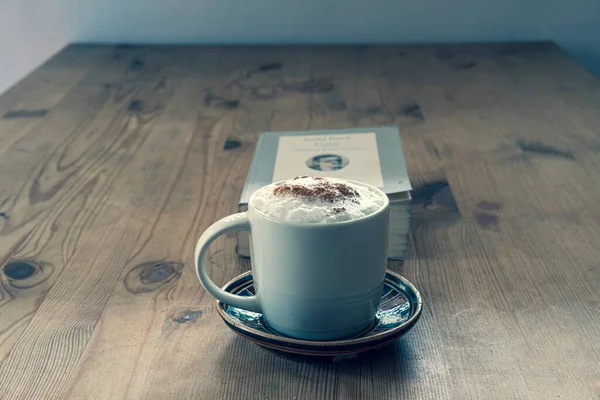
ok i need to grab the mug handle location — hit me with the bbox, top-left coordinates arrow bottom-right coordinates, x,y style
194,212 -> 261,313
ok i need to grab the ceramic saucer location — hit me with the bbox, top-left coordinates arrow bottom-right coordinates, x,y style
216,269 -> 422,362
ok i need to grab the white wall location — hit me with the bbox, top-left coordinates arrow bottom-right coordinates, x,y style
1,0 -> 600,95
72,0 -> 600,76
0,0 -> 75,95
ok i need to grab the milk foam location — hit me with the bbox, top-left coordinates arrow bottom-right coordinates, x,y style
250,177 -> 386,223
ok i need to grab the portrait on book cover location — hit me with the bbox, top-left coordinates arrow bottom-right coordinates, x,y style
306,154 -> 349,171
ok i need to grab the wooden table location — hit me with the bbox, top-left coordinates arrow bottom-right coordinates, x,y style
1,42 -> 599,399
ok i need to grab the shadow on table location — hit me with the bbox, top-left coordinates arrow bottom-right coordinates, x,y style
217,335 -> 417,394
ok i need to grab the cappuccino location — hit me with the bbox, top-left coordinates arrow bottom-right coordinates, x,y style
250,176 -> 386,223
195,176 -> 390,339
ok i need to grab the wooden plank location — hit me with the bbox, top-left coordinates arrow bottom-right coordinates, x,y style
0,43 -> 599,399
0,47 -> 126,366
0,46 -> 197,398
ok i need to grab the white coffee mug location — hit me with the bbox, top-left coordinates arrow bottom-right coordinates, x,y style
194,179 -> 390,340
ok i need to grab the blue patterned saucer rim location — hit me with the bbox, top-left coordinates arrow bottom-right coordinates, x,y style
216,269 -> 422,357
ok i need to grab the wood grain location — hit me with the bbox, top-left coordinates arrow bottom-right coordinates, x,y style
0,42 -> 599,400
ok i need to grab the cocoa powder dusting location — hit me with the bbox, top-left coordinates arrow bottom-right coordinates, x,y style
293,176 -> 323,181
273,178 -> 359,203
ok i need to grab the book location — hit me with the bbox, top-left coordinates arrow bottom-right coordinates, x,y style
237,126 -> 412,260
